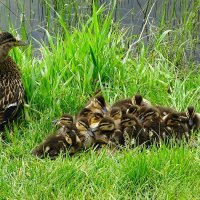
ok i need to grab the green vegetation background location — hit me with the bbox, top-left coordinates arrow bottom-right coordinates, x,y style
0,1 -> 200,199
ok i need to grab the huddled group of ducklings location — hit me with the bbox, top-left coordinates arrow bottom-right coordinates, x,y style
32,94 -> 200,159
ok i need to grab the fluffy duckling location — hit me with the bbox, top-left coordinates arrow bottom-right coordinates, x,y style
109,107 -> 122,130
138,106 -> 163,144
86,94 -> 109,115
109,129 -> 125,149
32,127 -> 81,159
93,117 -> 116,148
163,113 -> 189,141
0,32 -> 27,131
75,117 -> 95,150
121,114 -> 148,147
184,106 -> 200,132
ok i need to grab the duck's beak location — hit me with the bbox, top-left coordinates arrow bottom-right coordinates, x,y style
188,118 -> 193,126
138,115 -> 144,123
52,119 -> 59,125
15,40 -> 28,46
102,107 -> 107,114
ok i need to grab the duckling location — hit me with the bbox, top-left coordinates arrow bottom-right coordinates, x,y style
98,117 -> 115,138
121,114 -> 149,147
0,32 -> 27,131
86,94 -> 109,115
75,117 -> 95,150
109,129 -> 125,149
184,106 -> 200,132
93,117 -> 116,148
138,106 -> 163,144
163,113 -> 189,141
109,107 -> 122,130
32,127 -> 81,159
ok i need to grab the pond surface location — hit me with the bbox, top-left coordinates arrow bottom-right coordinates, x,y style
0,0 -> 199,62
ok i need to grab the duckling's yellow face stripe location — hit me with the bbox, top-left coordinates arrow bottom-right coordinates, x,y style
65,135 -> 73,145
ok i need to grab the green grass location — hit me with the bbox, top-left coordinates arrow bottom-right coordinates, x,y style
0,1 -> 200,199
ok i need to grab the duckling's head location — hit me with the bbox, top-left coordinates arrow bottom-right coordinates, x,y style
93,95 -> 107,113
76,117 -> 90,132
110,107 -> 122,120
164,113 -> 181,126
99,117 -> 115,131
138,106 -> 160,123
133,94 -> 143,106
78,108 -> 94,119
52,114 -> 73,127
0,32 -> 27,62
186,106 -> 195,118
126,105 -> 139,116
185,106 -> 196,126
121,114 -> 139,128
89,112 -> 104,128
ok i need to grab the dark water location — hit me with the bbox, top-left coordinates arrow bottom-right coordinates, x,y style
0,0 -> 199,62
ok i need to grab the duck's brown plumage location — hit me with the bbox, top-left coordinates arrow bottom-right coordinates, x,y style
0,32 -> 26,130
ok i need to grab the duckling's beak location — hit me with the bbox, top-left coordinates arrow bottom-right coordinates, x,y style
52,119 -> 59,125
88,129 -> 95,137
102,107 -> 107,114
89,126 -> 99,132
90,122 -> 99,129
138,115 -> 144,123
188,118 -> 193,126
15,40 -> 28,46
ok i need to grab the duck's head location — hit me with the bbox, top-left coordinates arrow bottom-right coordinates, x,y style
52,114 -> 73,127
99,117 -> 115,131
163,113 -> 182,126
133,94 -> 143,106
138,106 -> 160,123
76,117 -> 90,132
121,114 -> 139,128
0,32 -> 27,62
92,95 -> 107,113
78,108 -> 93,119
126,105 -> 140,116
110,107 -> 122,120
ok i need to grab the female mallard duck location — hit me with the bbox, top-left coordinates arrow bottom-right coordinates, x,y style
0,32 -> 27,131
